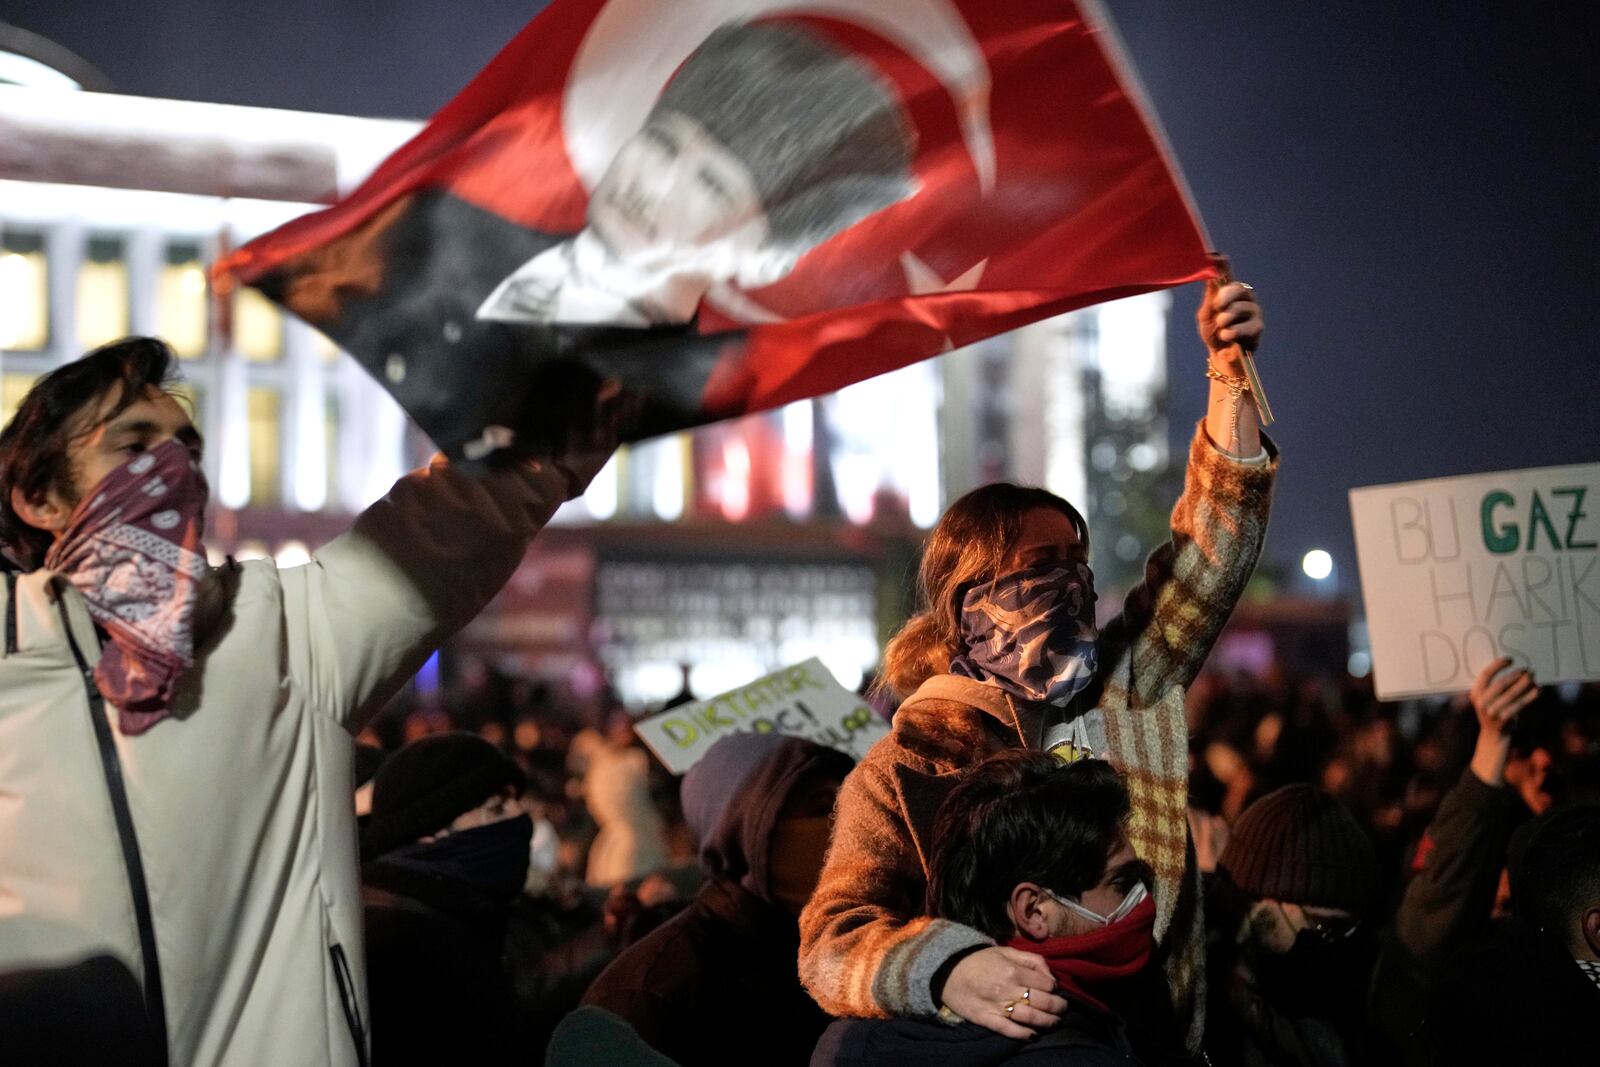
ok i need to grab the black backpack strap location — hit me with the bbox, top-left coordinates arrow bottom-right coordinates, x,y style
4,569 -> 17,656
54,588 -> 169,1065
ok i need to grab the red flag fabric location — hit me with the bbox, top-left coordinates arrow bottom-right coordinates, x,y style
220,0 -> 1214,460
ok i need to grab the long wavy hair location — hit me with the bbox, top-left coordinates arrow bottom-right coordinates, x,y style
879,482 -> 1088,700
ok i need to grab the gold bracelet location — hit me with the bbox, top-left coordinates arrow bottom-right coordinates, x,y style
1205,365 -> 1251,392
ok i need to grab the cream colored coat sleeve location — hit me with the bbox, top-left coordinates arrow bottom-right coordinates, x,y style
278,457 -> 568,733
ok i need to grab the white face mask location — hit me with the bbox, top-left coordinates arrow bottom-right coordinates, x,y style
1043,880 -> 1149,927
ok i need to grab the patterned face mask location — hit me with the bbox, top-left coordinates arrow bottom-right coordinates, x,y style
949,559 -> 1099,706
44,439 -> 210,734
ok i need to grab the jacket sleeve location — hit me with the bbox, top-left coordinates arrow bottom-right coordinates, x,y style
279,457 -> 568,733
1094,421 -> 1277,708
798,759 -> 992,1020
1369,766 -> 1516,1054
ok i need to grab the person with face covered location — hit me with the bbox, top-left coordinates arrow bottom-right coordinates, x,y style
0,338 -> 618,1067
815,752 -> 1160,1066
1203,785 -> 1379,1067
582,732 -> 854,1067
798,280 -> 1274,1058
360,733 -> 533,1067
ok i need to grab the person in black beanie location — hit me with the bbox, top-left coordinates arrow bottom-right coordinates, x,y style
1203,784 -> 1379,1067
361,732 -> 532,1067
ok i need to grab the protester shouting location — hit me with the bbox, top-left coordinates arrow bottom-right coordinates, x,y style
584,732 -> 853,1067
799,278 -> 1276,1058
0,338 -> 619,1067
815,752 -> 1161,1066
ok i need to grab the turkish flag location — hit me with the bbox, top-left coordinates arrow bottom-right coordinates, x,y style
220,0 -> 1214,460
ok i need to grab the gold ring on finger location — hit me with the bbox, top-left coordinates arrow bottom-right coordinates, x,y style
1022,989 -> 1031,1002
1004,1001 -> 1016,1016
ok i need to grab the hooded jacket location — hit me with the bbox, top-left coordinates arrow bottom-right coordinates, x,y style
0,458 -> 569,1067
584,733 -> 855,1066
799,423 -> 1276,1053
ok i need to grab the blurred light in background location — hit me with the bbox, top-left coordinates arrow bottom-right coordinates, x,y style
1302,549 -> 1334,581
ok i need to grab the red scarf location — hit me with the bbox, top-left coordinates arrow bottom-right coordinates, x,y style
44,439 -> 209,734
1006,894 -> 1157,1014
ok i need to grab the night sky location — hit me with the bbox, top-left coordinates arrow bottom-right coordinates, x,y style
6,0 -> 1597,592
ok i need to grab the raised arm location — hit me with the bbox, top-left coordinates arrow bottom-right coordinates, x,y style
1370,658 -> 1533,1055
1092,277 -> 1277,707
1198,275 -> 1265,459
280,390 -> 621,733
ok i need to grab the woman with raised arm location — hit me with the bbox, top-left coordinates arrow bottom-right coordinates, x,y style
799,278 -> 1276,1060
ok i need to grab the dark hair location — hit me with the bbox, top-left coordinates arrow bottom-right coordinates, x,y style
927,751 -> 1129,941
0,337 -> 179,570
1511,803 -> 1600,948
880,483 -> 1088,699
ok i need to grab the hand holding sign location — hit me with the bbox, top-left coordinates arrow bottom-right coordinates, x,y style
1466,657 -> 1539,787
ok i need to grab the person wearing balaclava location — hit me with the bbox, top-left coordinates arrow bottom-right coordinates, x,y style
582,732 -> 854,1067
361,732 -> 533,1067
1204,784 -> 1379,1067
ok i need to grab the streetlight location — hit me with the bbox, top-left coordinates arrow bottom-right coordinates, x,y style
1301,549 -> 1334,582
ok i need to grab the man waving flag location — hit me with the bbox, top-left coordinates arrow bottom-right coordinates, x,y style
220,0 -> 1215,459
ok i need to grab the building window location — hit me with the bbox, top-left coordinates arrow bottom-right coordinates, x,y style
157,243 -> 209,358
247,387 -> 281,505
235,287 -> 283,362
0,232 -> 49,351
77,235 -> 130,351
1,373 -> 37,425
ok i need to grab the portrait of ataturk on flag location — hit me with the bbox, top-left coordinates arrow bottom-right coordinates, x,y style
221,0 -> 1215,461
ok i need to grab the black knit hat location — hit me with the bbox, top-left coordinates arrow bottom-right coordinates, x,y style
361,733 -> 525,861
1217,784 -> 1378,915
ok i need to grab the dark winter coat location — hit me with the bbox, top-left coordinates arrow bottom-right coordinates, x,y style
1426,916 -> 1600,1067
1367,766 -> 1518,1062
811,1009 -> 1141,1066
583,734 -> 853,1066
361,859 -> 519,1067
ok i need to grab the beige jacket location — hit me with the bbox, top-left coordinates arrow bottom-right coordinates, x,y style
0,459 -> 567,1067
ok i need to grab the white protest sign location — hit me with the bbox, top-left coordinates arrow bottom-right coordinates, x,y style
634,657 -> 889,774
1350,462 -> 1600,699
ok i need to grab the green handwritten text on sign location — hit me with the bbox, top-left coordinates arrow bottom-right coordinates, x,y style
1351,463 -> 1600,699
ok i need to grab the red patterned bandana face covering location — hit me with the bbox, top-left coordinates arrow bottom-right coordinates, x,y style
44,439 -> 210,734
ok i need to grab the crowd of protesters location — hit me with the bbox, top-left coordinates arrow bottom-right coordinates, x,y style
2,282 -> 1597,1067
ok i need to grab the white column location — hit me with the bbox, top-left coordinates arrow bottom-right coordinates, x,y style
284,317 -> 327,512
125,227 -> 163,338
